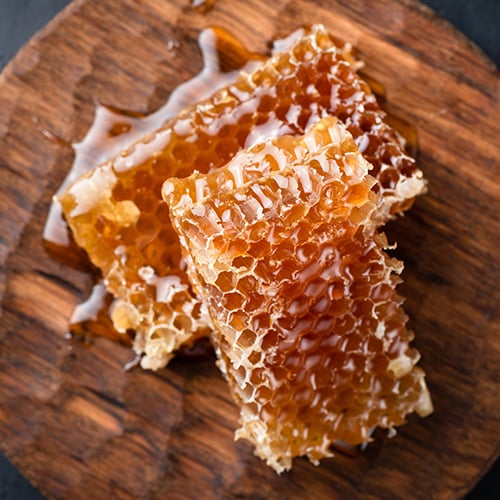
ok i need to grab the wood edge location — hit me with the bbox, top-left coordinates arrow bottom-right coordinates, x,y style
0,3 -> 83,493
0,1 -> 498,497
0,0 -> 84,85
5,454 -> 52,500
404,0 -> 498,72
463,446 -> 500,498
0,0 -> 83,280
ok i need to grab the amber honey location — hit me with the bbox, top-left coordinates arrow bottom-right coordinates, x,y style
48,25 -> 425,371
165,117 -> 431,472
44,23 -> 432,473
44,27 -> 264,357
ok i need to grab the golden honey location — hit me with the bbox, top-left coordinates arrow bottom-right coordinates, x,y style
164,118 -> 431,472
56,25 -> 425,369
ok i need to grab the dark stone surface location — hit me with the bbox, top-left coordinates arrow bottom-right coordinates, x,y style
0,0 -> 498,498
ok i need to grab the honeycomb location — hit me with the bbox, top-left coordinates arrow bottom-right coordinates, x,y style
58,24 -> 425,369
164,118 -> 432,473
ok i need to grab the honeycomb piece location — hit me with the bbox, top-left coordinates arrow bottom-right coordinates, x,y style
59,25 -> 425,369
164,118 -> 432,473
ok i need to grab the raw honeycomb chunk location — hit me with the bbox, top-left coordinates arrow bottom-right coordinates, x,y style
164,118 -> 432,473
59,25 -> 425,369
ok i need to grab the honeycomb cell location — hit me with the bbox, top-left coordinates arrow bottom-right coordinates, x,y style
59,25 -> 425,369
165,118 -> 432,472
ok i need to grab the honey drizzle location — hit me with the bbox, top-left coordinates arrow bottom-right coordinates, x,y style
43,25 -> 417,360
44,27 -> 264,345
69,282 -> 130,345
43,27 -> 264,253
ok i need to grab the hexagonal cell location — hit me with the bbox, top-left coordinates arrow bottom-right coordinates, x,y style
315,316 -> 336,337
245,293 -> 266,312
275,258 -> 298,282
260,329 -> 279,350
214,137 -> 240,161
235,275 -> 257,294
257,94 -> 278,114
160,248 -> 182,274
112,181 -> 132,201
247,350 -> 262,366
284,351 -> 303,372
379,167 -> 400,189
173,314 -> 193,333
299,333 -> 320,353
223,291 -> 245,311
237,329 -> 256,349
293,385 -> 314,407
256,384 -> 273,402
253,259 -> 274,282
352,299 -> 374,318
133,192 -> 156,213
158,226 -> 179,246
310,295 -> 331,315
311,365 -> 334,388
304,277 -> 328,298
247,239 -> 271,259
138,242 -> 164,269
135,214 -> 160,236
271,241 -> 295,261
233,365 -> 248,386
171,140 -> 198,166
151,156 -> 176,178
250,313 -> 272,332
132,168 -> 154,189
288,295 -> 312,317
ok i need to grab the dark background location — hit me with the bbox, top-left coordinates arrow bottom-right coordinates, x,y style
0,0 -> 498,498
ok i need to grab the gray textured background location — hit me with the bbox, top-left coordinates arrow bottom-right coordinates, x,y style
0,0 -> 498,498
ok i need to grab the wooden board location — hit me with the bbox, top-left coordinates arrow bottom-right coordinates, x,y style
1,0 -> 499,498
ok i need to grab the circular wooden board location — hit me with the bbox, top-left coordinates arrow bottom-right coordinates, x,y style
1,0 -> 499,498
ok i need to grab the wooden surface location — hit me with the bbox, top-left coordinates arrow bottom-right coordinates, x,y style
1,0 -> 499,498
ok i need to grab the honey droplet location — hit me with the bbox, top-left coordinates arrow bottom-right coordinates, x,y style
190,0 -> 216,14
69,282 -> 132,346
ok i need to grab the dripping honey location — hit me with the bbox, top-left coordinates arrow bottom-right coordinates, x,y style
44,27 -> 264,345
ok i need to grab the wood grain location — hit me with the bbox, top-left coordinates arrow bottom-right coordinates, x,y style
1,0 -> 499,498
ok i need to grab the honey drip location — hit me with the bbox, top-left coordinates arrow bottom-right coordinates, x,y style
190,0 -> 216,14
69,282 -> 130,346
44,26 -> 264,253
44,27 -> 264,348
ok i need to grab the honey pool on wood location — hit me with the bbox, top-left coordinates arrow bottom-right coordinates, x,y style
43,26 -> 265,348
0,0 -> 499,498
